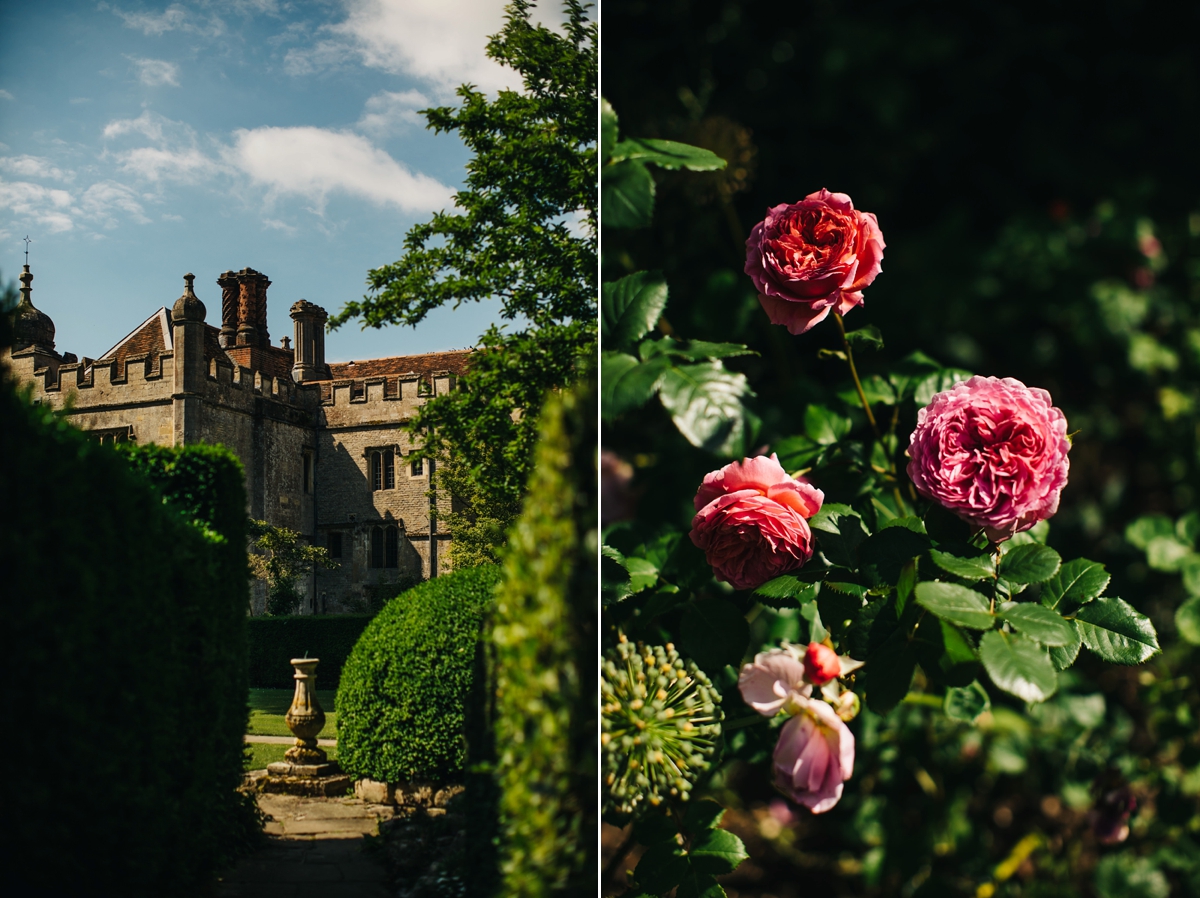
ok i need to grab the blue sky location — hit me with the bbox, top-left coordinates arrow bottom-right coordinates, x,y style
0,0 -> 553,362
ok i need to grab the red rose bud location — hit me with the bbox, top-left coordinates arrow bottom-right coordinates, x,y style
803,643 -> 841,685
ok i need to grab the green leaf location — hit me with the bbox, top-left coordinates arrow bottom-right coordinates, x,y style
999,544 -> 1062,584
819,587 -> 865,642
611,137 -> 728,171
888,351 -> 943,400
804,404 -> 853,445
940,620 -> 978,664
896,559 -> 917,615
1175,596 -> 1200,645
1125,514 -> 1174,550
1177,511 -> 1200,545
600,97 -> 618,164
640,336 -> 756,362
602,271 -> 669,351
771,434 -> 824,470
658,362 -> 753,457
862,625 -> 916,714
1000,602 -> 1075,646
624,557 -> 659,593
1182,554 -> 1200,597
601,547 -> 632,605
914,582 -> 995,629
844,325 -> 884,351
675,868 -> 727,898
602,159 -> 655,229
682,799 -> 725,833
979,630 -> 1058,703
753,575 -> 817,607
600,352 -> 668,421
1145,535 -> 1193,572
680,596 -> 750,672
1074,597 -> 1160,664
859,526 -> 931,588
944,680 -> 991,723
635,842 -> 689,895
811,509 -> 870,569
1041,558 -> 1109,611
689,828 -> 749,874
837,374 -> 897,408
1048,619 -> 1082,669
633,811 -> 679,845
913,368 -> 974,406
930,548 -> 996,581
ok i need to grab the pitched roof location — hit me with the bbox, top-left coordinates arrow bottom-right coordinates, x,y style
97,308 -> 172,367
327,349 -> 474,380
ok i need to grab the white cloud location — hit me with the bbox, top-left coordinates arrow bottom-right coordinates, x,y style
80,180 -> 151,227
357,89 -> 430,136
103,110 -> 170,141
0,178 -> 76,233
227,126 -> 454,214
0,156 -> 74,182
0,89 -> 13,101
102,111 -> 222,183
126,56 -> 181,87
104,2 -> 226,37
263,217 -> 298,234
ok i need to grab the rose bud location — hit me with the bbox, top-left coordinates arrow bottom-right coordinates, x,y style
689,454 -> 824,591
907,376 -> 1070,542
744,189 -> 885,335
803,642 -> 841,685
772,695 -> 855,813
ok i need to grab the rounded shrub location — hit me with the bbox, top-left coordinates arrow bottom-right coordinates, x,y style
335,565 -> 502,783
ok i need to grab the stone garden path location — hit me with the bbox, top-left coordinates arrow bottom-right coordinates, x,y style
216,794 -> 393,897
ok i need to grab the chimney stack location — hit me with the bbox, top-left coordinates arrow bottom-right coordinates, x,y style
289,300 -> 330,383
217,267 -> 271,348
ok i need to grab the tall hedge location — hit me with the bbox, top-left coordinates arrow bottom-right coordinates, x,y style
469,377 -> 597,897
246,614 -> 374,689
335,565 -> 502,783
1,386 -> 256,894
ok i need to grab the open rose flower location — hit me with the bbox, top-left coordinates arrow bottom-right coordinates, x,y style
773,697 -> 856,813
739,645 -> 863,713
907,376 -> 1070,542
689,455 -> 824,590
744,189 -> 885,335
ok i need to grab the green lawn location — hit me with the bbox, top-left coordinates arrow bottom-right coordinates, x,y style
245,741 -> 338,771
246,688 -> 338,738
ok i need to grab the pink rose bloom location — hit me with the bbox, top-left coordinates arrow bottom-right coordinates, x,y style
744,189 -> 885,335
689,455 -> 824,590
773,697 -> 855,813
907,376 -> 1070,542
738,648 -> 812,716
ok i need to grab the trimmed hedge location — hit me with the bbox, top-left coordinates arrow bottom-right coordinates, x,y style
335,565 -> 502,783
467,377 -> 597,897
247,614 -> 374,689
2,386 -> 255,894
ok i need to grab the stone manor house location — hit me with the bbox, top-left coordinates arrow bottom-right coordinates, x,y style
3,263 -> 470,614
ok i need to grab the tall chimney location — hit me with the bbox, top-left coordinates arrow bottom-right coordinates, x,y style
216,267 -> 271,348
289,300 -> 330,383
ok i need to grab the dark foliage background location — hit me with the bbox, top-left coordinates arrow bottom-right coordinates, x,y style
245,614 -> 374,689
603,2 -> 1199,895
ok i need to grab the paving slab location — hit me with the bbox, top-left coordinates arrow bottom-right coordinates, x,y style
216,793 -> 392,897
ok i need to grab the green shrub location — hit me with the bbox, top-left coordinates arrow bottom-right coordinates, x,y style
335,565 -> 502,783
2,385 -> 254,894
468,377 -> 597,898
247,614 -> 374,688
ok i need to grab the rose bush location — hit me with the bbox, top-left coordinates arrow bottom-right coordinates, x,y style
907,375 -> 1071,541
689,454 -> 824,590
744,188 -> 885,334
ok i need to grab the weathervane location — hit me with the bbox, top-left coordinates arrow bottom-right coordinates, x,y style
23,235 -> 31,266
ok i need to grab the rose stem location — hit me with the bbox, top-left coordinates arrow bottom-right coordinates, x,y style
832,311 -> 909,515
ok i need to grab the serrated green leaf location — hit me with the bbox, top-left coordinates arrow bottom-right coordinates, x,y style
635,842 -> 689,894
888,351 -> 943,400
930,548 -> 996,580
1074,597 -> 1160,663
639,336 -> 756,362
1006,519 -> 1050,546
804,404 -> 853,445
820,587 -> 865,642
602,271 -> 669,351
812,511 -> 870,569
940,619 -> 978,664
600,352 -> 668,421
680,596 -> 750,671
1000,602 -> 1075,646
944,680 -> 991,723
753,575 -> 817,606
682,799 -> 725,834
611,137 -> 728,171
1125,514 -> 1174,550
624,556 -> 659,593
914,582 -> 995,629
1049,619 -> 1082,669
771,434 -> 823,471
836,374 -> 896,409
979,630 -> 1058,703
602,159 -> 655,228
897,559 -> 917,615
844,325 -> 884,351
600,97 -> 618,163
1175,596 -> 1200,645
862,624 -> 916,714
999,544 -> 1061,584
675,868 -> 726,898
658,362 -> 753,457
689,828 -> 749,874
859,526 -> 931,587
1041,558 -> 1109,611
914,368 -> 974,406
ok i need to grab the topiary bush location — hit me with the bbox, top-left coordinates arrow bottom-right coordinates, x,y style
335,565 -> 502,783
466,374 -> 597,897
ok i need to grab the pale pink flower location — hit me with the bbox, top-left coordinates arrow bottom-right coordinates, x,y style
689,455 -> 824,590
773,696 -> 855,813
907,376 -> 1070,542
744,189 -> 885,335
738,649 -> 812,716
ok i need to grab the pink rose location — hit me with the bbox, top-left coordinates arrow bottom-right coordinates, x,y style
689,455 -> 824,590
738,648 -> 812,716
744,188 -> 885,335
907,376 -> 1070,542
773,697 -> 855,813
